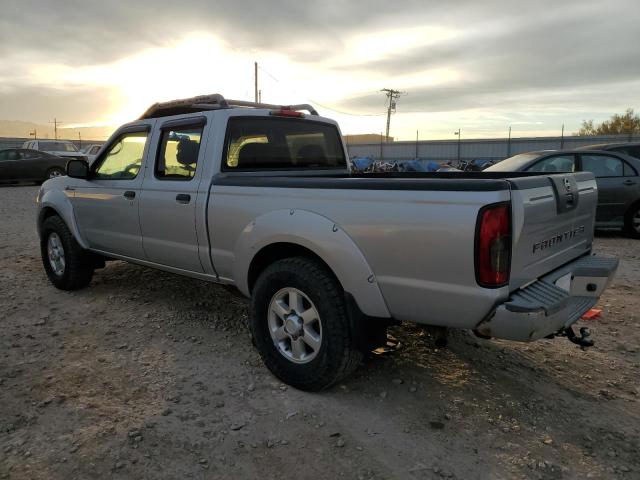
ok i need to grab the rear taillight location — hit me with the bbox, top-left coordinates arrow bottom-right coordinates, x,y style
475,202 -> 511,288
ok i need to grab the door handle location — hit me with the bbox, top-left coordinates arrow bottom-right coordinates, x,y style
176,193 -> 191,204
623,180 -> 636,186
123,190 -> 136,199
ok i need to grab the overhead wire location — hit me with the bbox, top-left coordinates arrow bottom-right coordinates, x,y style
257,65 -> 387,117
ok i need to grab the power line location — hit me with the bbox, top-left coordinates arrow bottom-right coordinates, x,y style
256,64 -> 386,117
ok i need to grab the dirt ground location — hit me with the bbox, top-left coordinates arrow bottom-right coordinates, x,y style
1,184 -> 638,480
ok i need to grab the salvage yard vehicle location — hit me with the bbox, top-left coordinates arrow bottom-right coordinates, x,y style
36,94 -> 618,391
22,139 -> 87,162
486,150 -> 640,237
0,148 -> 68,183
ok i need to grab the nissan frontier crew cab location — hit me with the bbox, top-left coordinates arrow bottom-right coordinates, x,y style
36,94 -> 618,391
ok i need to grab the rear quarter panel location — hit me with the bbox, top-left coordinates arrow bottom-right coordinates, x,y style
209,183 -> 510,328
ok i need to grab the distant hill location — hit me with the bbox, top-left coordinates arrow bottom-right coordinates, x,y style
0,120 -> 114,141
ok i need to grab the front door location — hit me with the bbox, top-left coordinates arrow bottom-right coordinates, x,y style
138,119 -> 206,272
70,125 -> 153,258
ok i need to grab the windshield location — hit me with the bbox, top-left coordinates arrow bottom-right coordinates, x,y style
486,153 -> 541,171
40,142 -> 78,153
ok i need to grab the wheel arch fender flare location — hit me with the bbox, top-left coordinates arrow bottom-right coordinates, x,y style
38,190 -> 89,249
234,209 -> 391,318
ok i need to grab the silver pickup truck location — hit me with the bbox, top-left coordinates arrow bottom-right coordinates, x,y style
36,94 -> 618,390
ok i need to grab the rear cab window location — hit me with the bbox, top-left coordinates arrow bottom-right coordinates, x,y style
223,117 -> 346,170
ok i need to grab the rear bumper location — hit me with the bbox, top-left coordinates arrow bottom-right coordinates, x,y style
475,255 -> 618,342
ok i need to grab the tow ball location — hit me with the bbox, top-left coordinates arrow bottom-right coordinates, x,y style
563,326 -> 594,348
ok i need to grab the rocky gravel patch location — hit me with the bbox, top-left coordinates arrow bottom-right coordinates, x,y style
1,185 -> 638,479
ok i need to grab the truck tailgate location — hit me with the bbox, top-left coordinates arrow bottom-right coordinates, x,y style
508,172 -> 597,290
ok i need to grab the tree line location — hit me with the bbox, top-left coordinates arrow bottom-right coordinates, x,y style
578,108 -> 640,136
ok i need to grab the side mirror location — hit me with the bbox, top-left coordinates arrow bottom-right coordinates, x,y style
67,159 -> 89,179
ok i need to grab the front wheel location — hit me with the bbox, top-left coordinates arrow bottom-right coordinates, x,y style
40,216 -> 94,290
250,257 -> 362,391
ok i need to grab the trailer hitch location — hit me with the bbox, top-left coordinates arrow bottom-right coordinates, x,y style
563,326 -> 594,348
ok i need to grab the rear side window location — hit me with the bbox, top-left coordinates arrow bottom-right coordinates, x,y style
581,154 -> 624,178
155,126 -> 203,180
526,155 -> 575,173
224,117 -> 346,170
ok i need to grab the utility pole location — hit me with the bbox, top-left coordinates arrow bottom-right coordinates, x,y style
78,131 -> 82,149
454,128 -> 461,165
381,88 -> 405,140
507,126 -> 512,157
49,118 -> 62,140
254,62 -> 258,103
560,124 -> 565,149
415,130 -> 419,159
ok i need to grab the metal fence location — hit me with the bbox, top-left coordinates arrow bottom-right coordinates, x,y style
2,133 -> 637,163
346,133 -> 637,163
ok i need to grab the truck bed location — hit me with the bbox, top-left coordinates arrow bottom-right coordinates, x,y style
210,170 -> 597,329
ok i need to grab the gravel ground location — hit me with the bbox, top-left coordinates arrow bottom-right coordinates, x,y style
1,184 -> 639,480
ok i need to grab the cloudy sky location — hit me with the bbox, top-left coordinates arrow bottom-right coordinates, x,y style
1,0 -> 639,140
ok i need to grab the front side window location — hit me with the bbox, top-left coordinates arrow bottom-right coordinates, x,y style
93,131 -> 148,180
526,155 -> 575,173
155,126 -> 203,180
224,117 -> 346,170
581,154 -> 624,178
19,150 -> 36,159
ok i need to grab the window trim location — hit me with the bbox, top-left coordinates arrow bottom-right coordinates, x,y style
154,123 -> 204,182
91,127 -> 150,180
578,153 -> 628,179
221,116 -> 347,172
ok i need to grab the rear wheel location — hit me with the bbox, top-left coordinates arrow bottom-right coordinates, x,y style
624,203 -> 640,239
250,257 -> 362,391
40,216 -> 94,290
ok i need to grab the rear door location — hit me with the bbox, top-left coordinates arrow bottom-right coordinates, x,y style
507,171 -> 597,290
0,150 -> 20,180
578,153 -> 637,226
138,117 -> 207,272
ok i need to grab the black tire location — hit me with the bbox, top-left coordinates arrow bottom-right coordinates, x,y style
40,216 -> 94,290
250,257 -> 363,391
624,203 -> 640,239
46,167 -> 65,180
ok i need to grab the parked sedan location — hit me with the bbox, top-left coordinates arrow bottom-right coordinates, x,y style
577,142 -> 640,160
486,150 -> 640,237
0,148 -> 68,183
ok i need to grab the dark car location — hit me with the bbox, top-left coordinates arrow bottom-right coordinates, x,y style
486,149 -> 640,237
0,148 -> 68,183
576,142 -> 640,160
